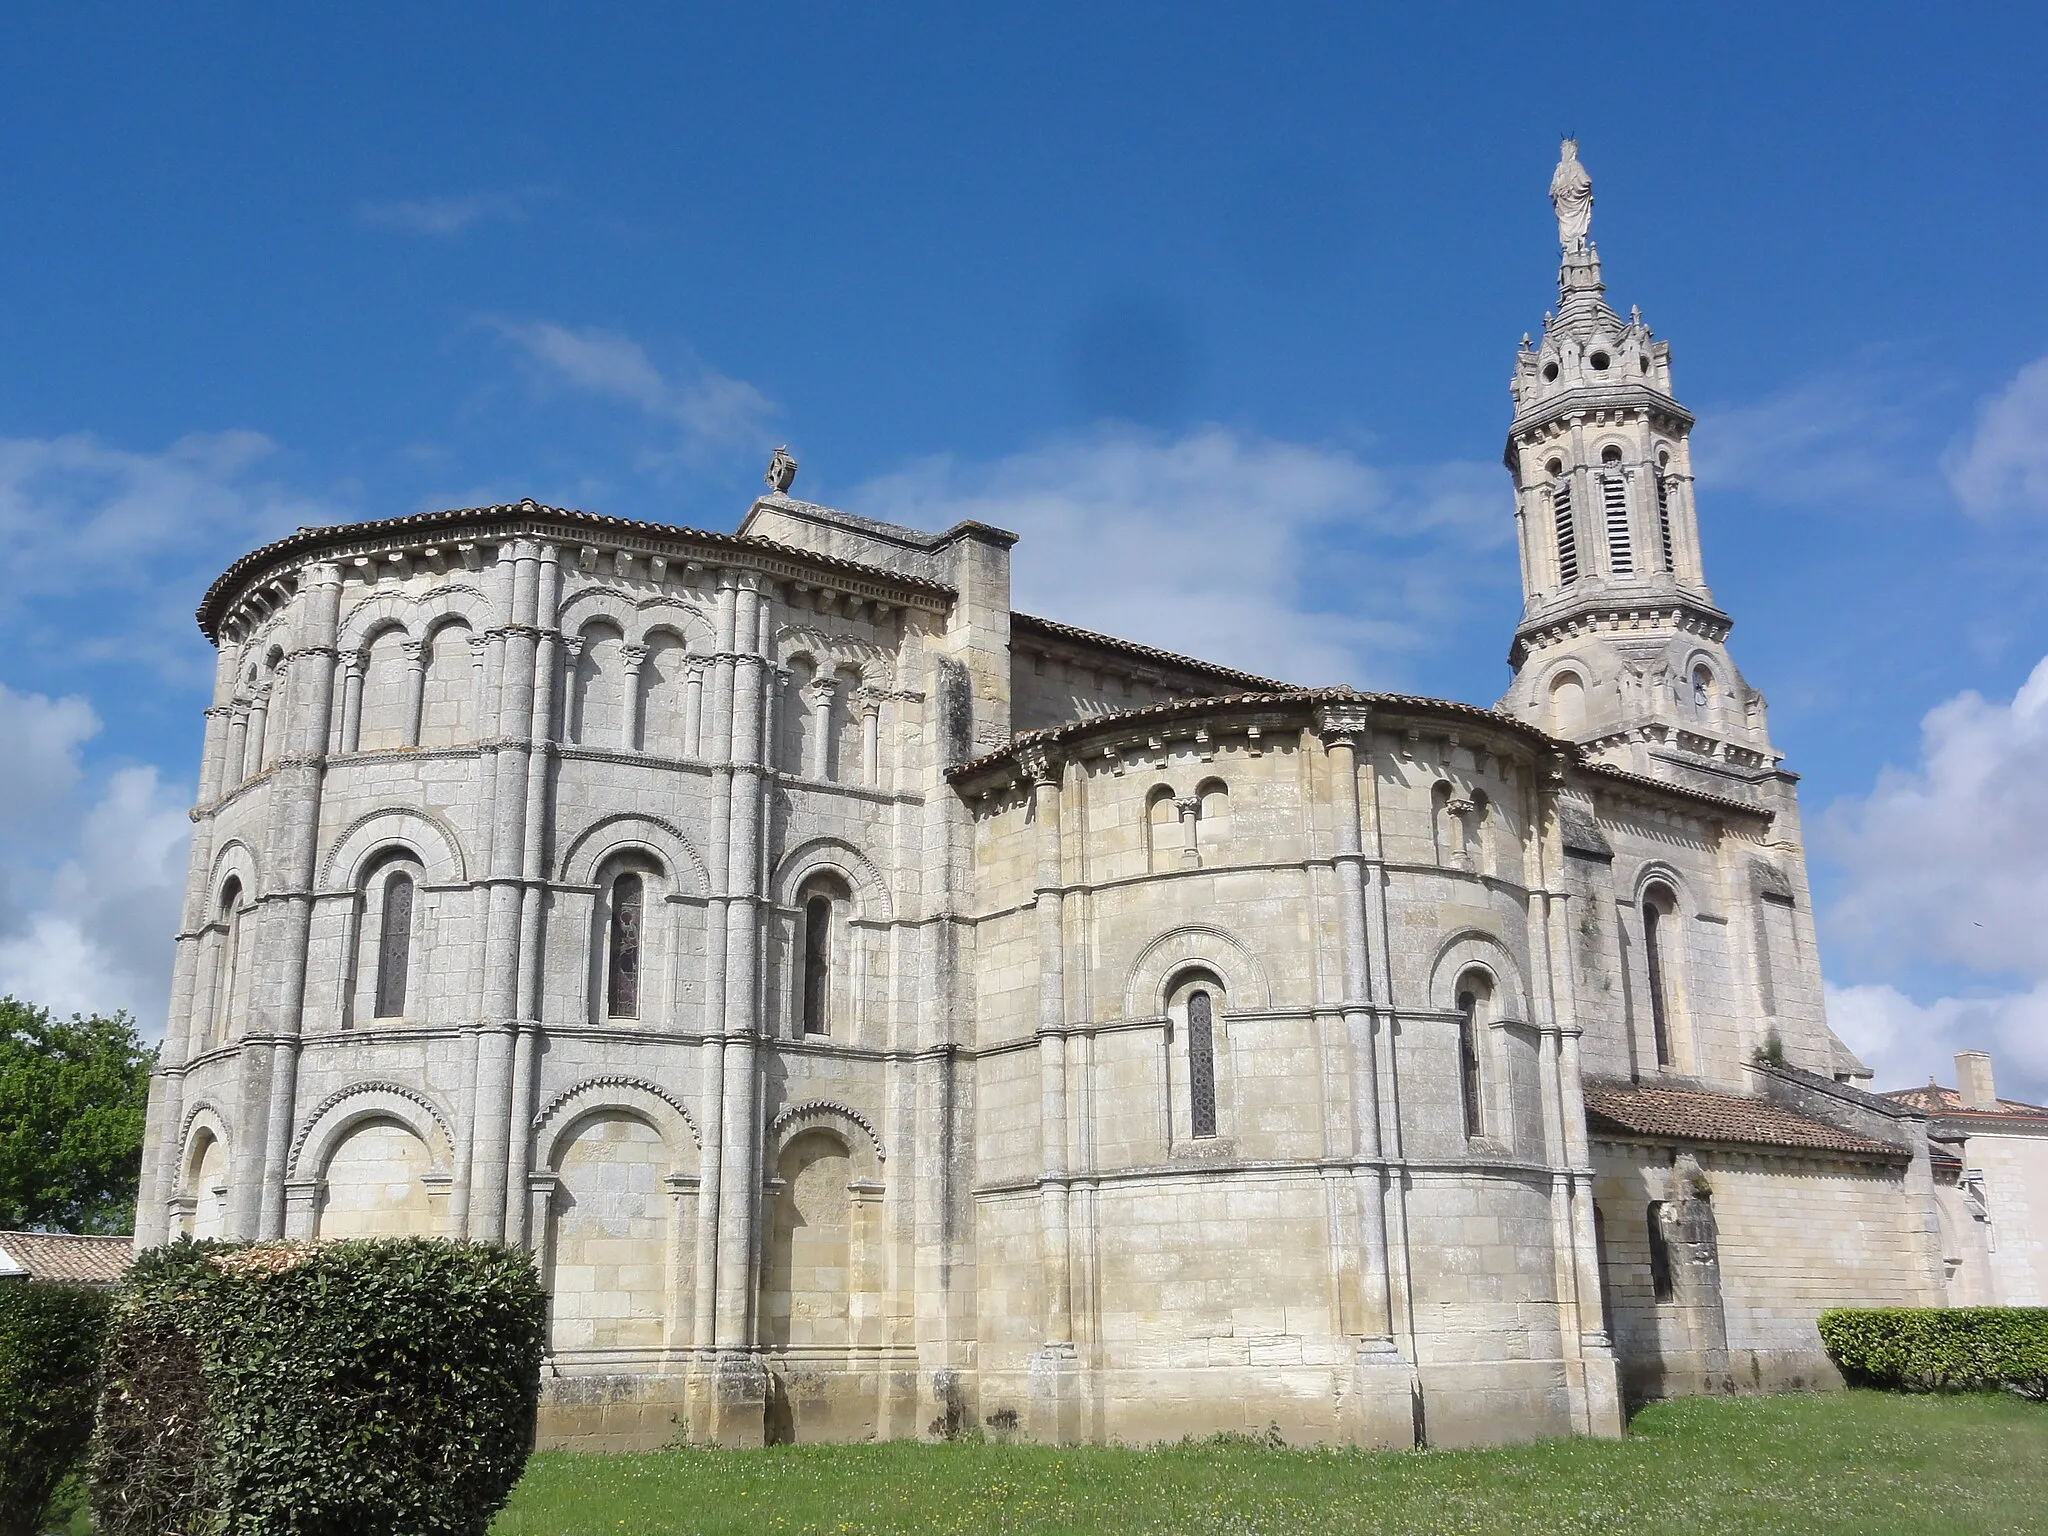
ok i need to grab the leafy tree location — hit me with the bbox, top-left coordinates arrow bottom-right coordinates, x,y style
0,997 -> 155,1234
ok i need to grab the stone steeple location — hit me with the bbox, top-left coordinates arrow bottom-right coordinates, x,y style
1497,140 -> 1779,795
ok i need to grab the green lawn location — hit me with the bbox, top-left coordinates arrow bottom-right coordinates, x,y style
490,1390 -> 2047,1536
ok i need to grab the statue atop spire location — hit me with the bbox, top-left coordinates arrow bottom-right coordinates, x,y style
1549,138 -> 1594,252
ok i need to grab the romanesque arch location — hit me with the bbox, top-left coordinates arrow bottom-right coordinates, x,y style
758,1101 -> 884,1359
319,806 -> 469,890
1427,929 -> 1532,1019
772,837 -> 892,921
556,812 -> 709,895
532,1077 -> 701,1355
1122,923 -> 1272,1020
175,1103 -> 233,1241
288,1081 -> 457,1240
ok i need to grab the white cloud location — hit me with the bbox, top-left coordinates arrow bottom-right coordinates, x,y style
492,321 -> 774,457
0,682 -> 98,840
0,686 -> 190,1032
1820,655 -> 2048,1103
1822,655 -> 2048,978
357,191 -> 531,237
851,427 -> 1509,689
1944,354 -> 2048,518
1692,365 -> 1934,510
0,431 -> 339,675
1826,982 -> 2048,1108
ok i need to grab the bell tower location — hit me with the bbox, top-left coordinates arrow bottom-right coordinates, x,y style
1497,140 -> 1779,795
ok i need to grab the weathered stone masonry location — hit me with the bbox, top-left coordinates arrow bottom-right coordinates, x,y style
136,146 -> 1949,1450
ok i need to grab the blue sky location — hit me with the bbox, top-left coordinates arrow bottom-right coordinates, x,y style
4,5 -> 2048,1098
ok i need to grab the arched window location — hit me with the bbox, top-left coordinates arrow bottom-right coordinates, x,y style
373,869 -> 415,1019
418,620 -> 477,748
1549,460 -> 1578,585
606,872 -> 644,1018
1642,883 -> 1678,1068
1549,669 -> 1586,735
209,877 -> 245,1048
1654,450 -> 1676,572
794,874 -> 852,1037
1600,446 -> 1632,577
1195,778 -> 1229,864
570,621 -> 625,747
1167,971 -> 1224,1143
1187,987 -> 1218,1138
803,895 -> 831,1034
356,626 -> 412,752
1692,665 -> 1714,717
1456,972 -> 1489,1140
1145,785 -> 1178,874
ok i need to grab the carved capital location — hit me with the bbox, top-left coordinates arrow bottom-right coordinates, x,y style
800,678 -> 837,712
1446,797 -> 1477,818
684,655 -> 712,680
1315,702 -> 1372,746
620,644 -> 650,673
1173,795 -> 1201,822
401,639 -> 426,665
1017,745 -> 1061,786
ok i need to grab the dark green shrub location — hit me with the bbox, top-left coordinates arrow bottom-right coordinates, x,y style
91,1237 -> 546,1536
1818,1307 -> 2048,1399
0,1280 -> 112,1536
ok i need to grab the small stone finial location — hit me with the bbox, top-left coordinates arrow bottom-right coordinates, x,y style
765,445 -> 798,494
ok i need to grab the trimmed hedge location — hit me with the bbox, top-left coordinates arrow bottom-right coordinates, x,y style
91,1237 -> 546,1536
0,1280 -> 112,1536
1818,1307 -> 2048,1399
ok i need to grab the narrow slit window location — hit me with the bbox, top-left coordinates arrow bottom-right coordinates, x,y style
1602,473 -> 1633,575
1188,989 -> 1218,1138
607,873 -> 643,1018
373,871 -> 414,1019
803,895 -> 831,1035
1457,989 -> 1485,1139
1647,1202 -> 1675,1302
1552,480 -> 1578,585
1644,896 -> 1673,1067
1655,472 -> 1676,572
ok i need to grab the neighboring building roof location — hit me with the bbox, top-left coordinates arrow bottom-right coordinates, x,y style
0,1230 -> 134,1287
196,499 -> 958,640
1879,1084 -> 2048,1123
1009,612 -> 1295,694
1583,1082 -> 1903,1159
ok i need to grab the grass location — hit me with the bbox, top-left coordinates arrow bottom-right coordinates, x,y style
489,1391 -> 2048,1536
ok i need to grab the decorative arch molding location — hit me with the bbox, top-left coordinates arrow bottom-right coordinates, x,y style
1123,923 -> 1273,1020
630,598 -> 715,650
178,1100 -> 233,1169
338,584 -> 490,652
774,836 -> 893,921
556,811 -> 710,894
774,625 -> 893,688
555,584 -> 638,636
1427,929 -> 1532,1019
233,613 -> 293,683
207,838 -> 262,903
287,1080 -> 457,1179
766,1098 -> 884,1181
1631,859 -> 1691,909
319,806 -> 469,890
532,1076 -> 701,1169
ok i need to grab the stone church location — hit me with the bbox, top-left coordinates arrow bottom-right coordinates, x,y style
136,146 -> 1950,1450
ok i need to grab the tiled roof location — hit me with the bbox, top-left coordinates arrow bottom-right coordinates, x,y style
1009,612 -> 1295,693
1880,1084 -> 2048,1122
1583,1083 -> 1902,1158
0,1230 -> 134,1287
196,498 -> 958,640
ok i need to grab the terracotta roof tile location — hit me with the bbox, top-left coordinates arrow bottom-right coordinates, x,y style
1880,1084 -> 2048,1122
1008,612 -> 1295,693
196,499 -> 957,640
0,1230 -> 134,1287
1583,1083 -> 1902,1158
